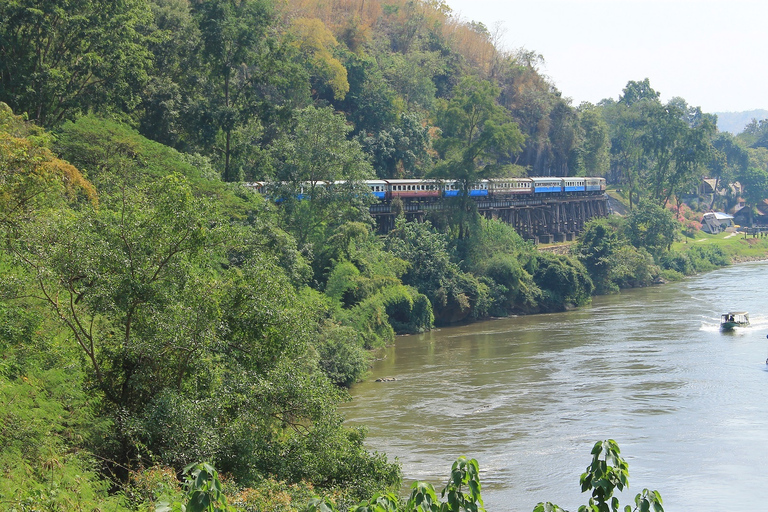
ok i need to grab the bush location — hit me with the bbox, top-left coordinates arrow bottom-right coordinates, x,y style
531,253 -> 593,311
661,245 -> 729,276
609,246 -> 658,288
0,370 -> 123,511
380,285 -> 434,334
317,324 -> 371,387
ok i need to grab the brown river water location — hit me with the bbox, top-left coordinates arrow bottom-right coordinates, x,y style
342,260 -> 768,511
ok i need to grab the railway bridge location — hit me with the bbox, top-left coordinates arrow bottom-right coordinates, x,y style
370,194 -> 608,243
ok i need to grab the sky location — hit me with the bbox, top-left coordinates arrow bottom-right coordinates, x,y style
444,0 -> 768,114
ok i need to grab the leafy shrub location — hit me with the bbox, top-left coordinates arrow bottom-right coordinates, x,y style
608,246 -> 658,288
661,245 -> 729,276
0,370 -> 123,511
531,253 -> 593,311
337,294 -> 395,349
475,253 -> 525,314
317,324 -> 371,387
380,285 -> 434,334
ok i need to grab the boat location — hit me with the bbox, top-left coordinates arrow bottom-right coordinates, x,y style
720,311 -> 749,330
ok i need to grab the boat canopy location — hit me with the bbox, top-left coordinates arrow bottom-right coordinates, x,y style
721,312 -> 749,321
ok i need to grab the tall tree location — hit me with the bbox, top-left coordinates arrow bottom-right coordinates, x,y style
709,132 -> 749,209
432,76 -> 524,238
618,78 -> 660,106
194,0 -> 309,181
640,97 -> 714,206
601,98 -> 646,209
576,102 -> 610,176
547,99 -> 581,176
0,0 -> 152,127
270,106 -> 375,247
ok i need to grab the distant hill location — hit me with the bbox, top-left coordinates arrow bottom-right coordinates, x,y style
714,109 -> 768,135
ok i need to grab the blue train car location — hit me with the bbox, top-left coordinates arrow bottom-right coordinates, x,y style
366,180 -> 388,200
563,178 -> 586,193
442,180 -> 459,197
469,180 -> 489,197
442,180 -> 489,197
532,177 -> 564,194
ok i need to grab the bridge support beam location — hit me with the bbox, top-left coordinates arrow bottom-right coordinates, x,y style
371,196 -> 608,239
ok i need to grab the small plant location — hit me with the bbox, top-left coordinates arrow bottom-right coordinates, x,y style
534,440 -> 663,512
301,457 -> 484,512
157,463 -> 234,512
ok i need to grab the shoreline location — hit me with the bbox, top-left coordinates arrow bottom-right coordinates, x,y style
411,249 -> 768,333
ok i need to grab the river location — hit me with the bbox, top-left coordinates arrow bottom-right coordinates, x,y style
342,260 -> 768,511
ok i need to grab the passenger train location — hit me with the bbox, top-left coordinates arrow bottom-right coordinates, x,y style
247,177 -> 606,201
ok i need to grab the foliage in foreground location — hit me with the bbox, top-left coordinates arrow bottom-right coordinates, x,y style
0,108 -> 401,508
153,440 -> 662,512
534,440 -> 663,512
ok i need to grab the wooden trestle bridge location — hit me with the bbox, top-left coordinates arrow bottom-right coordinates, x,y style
370,194 -> 609,243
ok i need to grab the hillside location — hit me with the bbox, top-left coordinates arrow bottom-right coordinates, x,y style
714,109 -> 768,134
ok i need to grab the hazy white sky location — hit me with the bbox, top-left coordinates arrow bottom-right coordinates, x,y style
445,0 -> 767,113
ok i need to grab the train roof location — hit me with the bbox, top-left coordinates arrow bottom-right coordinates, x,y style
383,178 -> 441,184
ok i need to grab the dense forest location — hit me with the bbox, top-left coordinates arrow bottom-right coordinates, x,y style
2,0 -> 768,510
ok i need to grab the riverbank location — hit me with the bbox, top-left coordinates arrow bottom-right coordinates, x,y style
674,229 -> 768,263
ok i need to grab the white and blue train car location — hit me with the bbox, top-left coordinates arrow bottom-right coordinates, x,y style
468,180 -> 489,197
563,177 -> 586,193
531,177 -> 564,194
442,180 -> 460,197
366,180 -> 388,200
585,177 -> 604,194
442,180 -> 489,197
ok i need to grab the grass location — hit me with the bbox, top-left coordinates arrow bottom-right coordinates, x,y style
673,230 -> 768,262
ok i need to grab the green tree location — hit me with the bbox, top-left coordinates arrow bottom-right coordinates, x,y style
0,0 -> 152,127
271,106 -> 375,247
618,78 -> 660,106
547,99 -> 582,176
641,98 -> 714,206
738,165 -> 768,225
737,118 -> 768,149
624,200 -> 678,259
575,218 -> 622,294
337,52 -> 400,134
535,440 -> 664,512
577,103 -> 610,176
138,0 -> 203,149
432,76 -> 525,238
9,175 -> 221,411
357,111 -> 433,178
194,0 -> 308,181
601,98 -> 646,209
385,218 -> 489,324
708,132 -> 748,210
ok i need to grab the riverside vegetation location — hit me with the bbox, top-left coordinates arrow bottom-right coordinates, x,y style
3,0 -> 768,510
